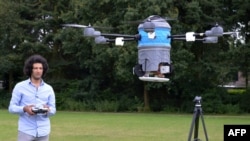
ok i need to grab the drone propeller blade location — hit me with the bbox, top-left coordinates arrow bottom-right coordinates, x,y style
62,23 -> 113,30
163,17 -> 177,21
124,15 -> 176,24
61,24 -> 88,28
123,20 -> 143,24
223,32 -> 236,35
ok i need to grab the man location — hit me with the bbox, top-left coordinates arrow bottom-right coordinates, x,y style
9,54 -> 56,141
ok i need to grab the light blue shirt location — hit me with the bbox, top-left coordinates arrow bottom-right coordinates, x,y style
8,78 -> 56,137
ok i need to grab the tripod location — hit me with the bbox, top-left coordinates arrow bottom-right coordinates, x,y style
188,96 -> 209,141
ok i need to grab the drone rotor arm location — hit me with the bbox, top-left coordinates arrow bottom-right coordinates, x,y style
170,32 -> 196,42
101,33 -> 137,38
101,33 -> 141,40
168,34 -> 186,38
170,38 -> 186,40
169,33 -> 202,38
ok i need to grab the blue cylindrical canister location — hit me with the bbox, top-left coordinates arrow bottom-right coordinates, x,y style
137,16 -> 171,72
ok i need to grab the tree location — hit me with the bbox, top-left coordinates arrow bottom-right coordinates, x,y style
222,0 -> 250,88
0,0 -> 247,112
0,0 -> 24,92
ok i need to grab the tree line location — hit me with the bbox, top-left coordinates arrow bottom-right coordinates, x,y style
0,0 -> 250,113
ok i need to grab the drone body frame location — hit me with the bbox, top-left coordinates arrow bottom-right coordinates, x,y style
62,15 -> 233,82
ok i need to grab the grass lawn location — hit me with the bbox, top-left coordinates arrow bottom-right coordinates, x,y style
1,109 -> 250,141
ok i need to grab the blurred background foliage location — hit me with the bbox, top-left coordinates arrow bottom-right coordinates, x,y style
0,0 -> 250,113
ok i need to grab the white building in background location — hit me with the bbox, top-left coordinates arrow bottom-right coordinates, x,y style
222,71 -> 250,88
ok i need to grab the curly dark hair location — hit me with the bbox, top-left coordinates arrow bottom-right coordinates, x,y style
23,54 -> 49,78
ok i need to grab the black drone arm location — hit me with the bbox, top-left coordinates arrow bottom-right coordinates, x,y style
101,33 -> 141,40
168,33 -> 206,38
94,34 -> 141,45
107,38 -> 137,42
169,31 -> 221,43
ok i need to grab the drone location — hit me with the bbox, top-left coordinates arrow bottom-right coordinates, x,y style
62,15 -> 234,83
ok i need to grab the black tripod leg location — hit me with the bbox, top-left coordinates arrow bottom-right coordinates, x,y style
188,108 -> 198,141
200,112 -> 209,141
193,111 -> 200,141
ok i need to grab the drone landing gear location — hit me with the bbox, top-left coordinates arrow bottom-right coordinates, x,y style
188,96 -> 209,141
139,76 -> 169,82
133,64 -> 170,82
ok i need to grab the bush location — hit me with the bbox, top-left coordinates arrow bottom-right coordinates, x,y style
239,89 -> 250,112
221,104 -> 242,114
118,95 -> 143,112
93,100 -> 119,112
0,90 -> 11,109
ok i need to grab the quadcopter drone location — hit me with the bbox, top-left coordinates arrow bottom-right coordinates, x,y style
62,15 -> 234,82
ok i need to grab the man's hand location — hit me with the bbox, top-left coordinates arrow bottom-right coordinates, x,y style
43,105 -> 50,113
23,105 -> 35,115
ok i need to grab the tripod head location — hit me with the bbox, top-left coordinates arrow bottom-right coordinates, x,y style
193,96 -> 202,107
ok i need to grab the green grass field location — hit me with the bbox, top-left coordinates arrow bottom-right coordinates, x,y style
1,109 -> 250,141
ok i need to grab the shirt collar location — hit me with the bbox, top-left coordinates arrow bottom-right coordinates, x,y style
27,78 -> 45,86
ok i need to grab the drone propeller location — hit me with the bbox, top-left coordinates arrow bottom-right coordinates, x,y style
61,23 -> 88,28
62,23 -> 96,37
144,15 -> 177,22
62,23 -> 115,37
144,15 -> 166,22
223,31 -> 236,35
61,23 -> 114,30
169,23 -> 236,43
124,15 -> 176,24
206,21 -> 225,27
